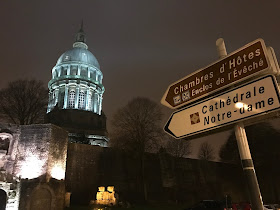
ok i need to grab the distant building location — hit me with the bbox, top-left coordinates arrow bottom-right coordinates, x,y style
46,23 -> 109,146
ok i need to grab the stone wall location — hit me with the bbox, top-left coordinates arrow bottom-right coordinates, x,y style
19,178 -> 65,210
13,124 -> 68,180
66,143 -> 247,206
17,124 -> 68,210
0,123 -> 68,210
66,143 -> 104,204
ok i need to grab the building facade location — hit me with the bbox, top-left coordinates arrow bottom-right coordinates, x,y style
46,24 -> 109,146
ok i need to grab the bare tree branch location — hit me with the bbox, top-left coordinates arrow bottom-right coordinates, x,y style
198,142 -> 215,161
165,136 -> 192,158
110,97 -> 163,153
0,79 -> 48,125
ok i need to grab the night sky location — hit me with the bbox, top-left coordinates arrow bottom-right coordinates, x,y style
1,1 -> 280,159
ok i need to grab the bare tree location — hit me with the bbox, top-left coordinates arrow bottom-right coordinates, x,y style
198,142 -> 215,161
166,136 -> 192,158
110,97 -> 163,153
0,80 -> 48,125
110,97 -> 163,201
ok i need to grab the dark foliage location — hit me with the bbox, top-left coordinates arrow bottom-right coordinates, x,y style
219,122 -> 280,167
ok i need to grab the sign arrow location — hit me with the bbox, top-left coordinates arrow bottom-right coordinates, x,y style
161,39 -> 274,109
164,75 -> 280,139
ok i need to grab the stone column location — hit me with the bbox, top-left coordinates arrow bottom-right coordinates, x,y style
88,68 -> 91,78
85,88 -> 90,110
93,92 -> 97,113
74,85 -> 80,109
54,88 -> 59,105
89,92 -> 93,111
52,68 -> 56,79
96,93 -> 100,115
63,85 -> 69,109
96,73 -> 99,82
67,65 -> 70,75
93,70 -> 96,81
58,67 -> 61,77
99,94 -> 103,115
78,65 -> 81,76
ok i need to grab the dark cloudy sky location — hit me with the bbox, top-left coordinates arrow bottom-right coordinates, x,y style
1,1 -> 280,159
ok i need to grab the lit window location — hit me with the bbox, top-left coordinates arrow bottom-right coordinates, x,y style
78,91 -> 85,109
69,90 -> 75,108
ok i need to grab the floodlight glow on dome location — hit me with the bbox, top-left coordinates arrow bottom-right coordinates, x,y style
47,27 -> 105,115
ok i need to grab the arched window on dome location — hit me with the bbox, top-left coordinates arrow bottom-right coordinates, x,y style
78,91 -> 85,109
92,70 -> 96,81
68,90 -> 75,108
62,67 -> 67,76
80,68 -> 87,77
89,70 -> 94,79
70,67 -> 77,76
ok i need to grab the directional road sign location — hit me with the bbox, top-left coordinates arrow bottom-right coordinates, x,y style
161,39 -> 274,109
164,75 -> 280,139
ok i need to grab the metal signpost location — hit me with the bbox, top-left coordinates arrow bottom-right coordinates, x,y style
217,39 -> 264,210
161,39 -> 275,109
162,38 -> 280,209
164,75 -> 280,139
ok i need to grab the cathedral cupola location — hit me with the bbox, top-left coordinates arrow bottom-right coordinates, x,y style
46,23 -> 108,146
47,22 -> 104,114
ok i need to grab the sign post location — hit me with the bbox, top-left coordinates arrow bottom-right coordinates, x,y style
217,39 -> 264,210
162,38 -> 280,209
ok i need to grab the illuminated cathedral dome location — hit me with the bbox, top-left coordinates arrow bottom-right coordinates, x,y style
46,23 -> 108,146
47,23 -> 104,115
56,46 -> 100,69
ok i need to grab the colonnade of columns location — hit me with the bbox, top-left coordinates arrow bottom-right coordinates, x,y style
48,84 -> 102,115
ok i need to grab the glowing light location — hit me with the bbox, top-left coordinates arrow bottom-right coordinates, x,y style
20,155 -> 45,179
107,186 -> 114,193
50,164 -> 65,180
94,186 -> 116,205
235,102 -> 248,110
235,102 -> 244,108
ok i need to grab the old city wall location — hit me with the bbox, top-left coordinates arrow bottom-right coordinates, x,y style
0,123 -> 68,210
18,124 -> 68,210
14,124 -> 68,179
66,143 -> 247,206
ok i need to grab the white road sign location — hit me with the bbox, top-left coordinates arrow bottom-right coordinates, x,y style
164,75 -> 280,139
